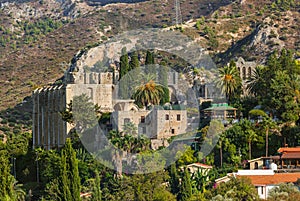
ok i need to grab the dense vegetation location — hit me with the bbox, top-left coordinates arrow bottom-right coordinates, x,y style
0,0 -> 299,200
0,48 -> 300,200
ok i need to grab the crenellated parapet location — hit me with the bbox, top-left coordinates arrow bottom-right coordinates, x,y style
64,71 -> 114,85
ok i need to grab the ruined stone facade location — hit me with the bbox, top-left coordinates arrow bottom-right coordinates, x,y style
32,69 -> 188,150
33,71 -> 115,150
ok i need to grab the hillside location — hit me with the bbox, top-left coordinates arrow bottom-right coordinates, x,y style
0,0 -> 299,111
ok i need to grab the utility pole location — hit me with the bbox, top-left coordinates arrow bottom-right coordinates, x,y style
174,0 -> 182,26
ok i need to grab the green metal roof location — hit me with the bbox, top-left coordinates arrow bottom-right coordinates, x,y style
203,103 -> 237,111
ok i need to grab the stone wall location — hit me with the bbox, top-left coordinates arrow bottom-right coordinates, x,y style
111,106 -> 187,148
32,85 -> 66,150
32,72 -> 114,150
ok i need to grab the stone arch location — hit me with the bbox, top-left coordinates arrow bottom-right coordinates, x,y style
242,67 -> 246,80
248,67 -> 252,78
87,87 -> 93,101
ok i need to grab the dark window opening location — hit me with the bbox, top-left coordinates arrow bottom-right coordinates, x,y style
166,114 -> 169,120
141,116 -> 145,123
177,114 -> 181,121
171,129 -> 175,134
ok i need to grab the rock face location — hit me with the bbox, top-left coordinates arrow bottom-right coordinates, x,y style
0,0 -> 91,19
86,0 -> 148,6
250,18 -> 285,53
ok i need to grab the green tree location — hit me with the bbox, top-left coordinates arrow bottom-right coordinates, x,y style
0,149 -> 14,199
58,138 -> 81,201
270,71 -> 300,123
268,183 -> 300,201
132,79 -> 165,107
91,170 -> 102,201
239,119 -> 258,160
250,109 -> 278,157
145,51 -> 156,77
129,51 -> 140,70
119,47 -> 129,79
145,50 -> 154,65
178,168 -> 192,201
158,62 -> 170,105
216,61 -> 242,102
169,163 -> 180,195
207,177 -> 259,201
246,65 -> 266,98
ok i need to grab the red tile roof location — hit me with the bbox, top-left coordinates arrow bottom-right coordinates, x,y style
238,173 -> 300,185
278,147 -> 300,153
187,163 -> 213,169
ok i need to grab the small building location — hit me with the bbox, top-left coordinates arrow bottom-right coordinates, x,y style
203,103 -> 237,120
246,147 -> 300,170
277,147 -> 300,169
236,170 -> 300,200
186,162 -> 213,175
111,103 -> 187,150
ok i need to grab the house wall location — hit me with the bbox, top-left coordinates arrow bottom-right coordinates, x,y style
256,185 -> 276,200
249,160 -> 264,170
111,109 -> 187,139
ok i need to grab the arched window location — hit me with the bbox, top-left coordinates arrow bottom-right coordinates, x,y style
248,67 -> 252,78
254,162 -> 258,169
242,67 -> 246,80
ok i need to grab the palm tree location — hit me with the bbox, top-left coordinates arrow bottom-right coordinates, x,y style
249,109 -> 277,157
240,119 -> 258,160
132,79 -> 165,107
10,179 -> 26,201
216,61 -> 241,102
246,65 -> 265,97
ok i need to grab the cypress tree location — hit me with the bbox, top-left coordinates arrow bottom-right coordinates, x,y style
178,168 -> 192,201
0,149 -> 14,199
169,163 -> 180,195
145,50 -> 154,65
92,170 -> 102,201
129,51 -> 140,70
119,47 -> 130,99
145,51 -> 156,78
59,138 -> 81,201
159,61 -> 170,105
120,47 -> 129,79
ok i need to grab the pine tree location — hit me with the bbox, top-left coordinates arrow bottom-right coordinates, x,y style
178,168 -> 192,201
119,47 -> 129,79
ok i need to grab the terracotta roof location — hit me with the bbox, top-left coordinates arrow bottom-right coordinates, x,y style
278,147 -> 300,153
237,173 -> 300,185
